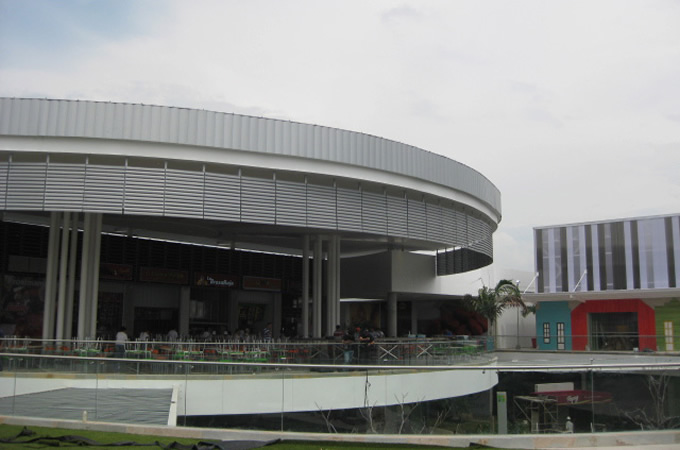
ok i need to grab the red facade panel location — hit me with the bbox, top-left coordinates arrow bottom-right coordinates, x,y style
570,299 -> 656,351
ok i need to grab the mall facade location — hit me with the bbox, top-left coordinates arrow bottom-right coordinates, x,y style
530,213 -> 680,351
0,97 -> 503,342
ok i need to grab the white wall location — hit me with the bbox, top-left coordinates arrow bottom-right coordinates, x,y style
0,367 -> 498,415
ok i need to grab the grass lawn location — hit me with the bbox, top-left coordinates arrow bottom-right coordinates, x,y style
0,424 -> 499,449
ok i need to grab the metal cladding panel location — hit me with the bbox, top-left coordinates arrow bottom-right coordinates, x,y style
407,199 -> 427,240
275,180 -> 307,227
164,169 -> 204,218
0,161 -> 7,209
362,191 -> 387,235
241,176 -> 275,224
337,187 -> 362,232
194,109 -> 207,147
44,163 -> 86,210
426,203 -> 445,243
276,120 -> 288,155
5,162 -> 46,210
306,183 -> 336,229
386,195 -> 408,238
265,119 -> 275,153
124,167 -> 165,216
203,172 -> 240,221
212,111 -> 224,148
83,165 -> 124,213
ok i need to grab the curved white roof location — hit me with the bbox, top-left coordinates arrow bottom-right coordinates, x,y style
0,98 -> 501,273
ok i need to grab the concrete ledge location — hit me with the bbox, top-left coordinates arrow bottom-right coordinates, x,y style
1,415 -> 679,449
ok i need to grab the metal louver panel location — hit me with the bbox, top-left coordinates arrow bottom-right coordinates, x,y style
241,176 -> 275,224
337,187 -> 362,231
386,195 -> 408,238
468,217 -> 493,256
442,208 -> 465,245
275,180 -> 306,227
44,163 -> 85,210
6,162 -> 46,210
124,167 -> 164,216
407,199 -> 427,240
203,172 -> 240,221
426,203 -> 444,243
164,168 -> 204,218
307,184 -> 336,229
0,157 -> 494,263
83,165 -> 124,213
0,161 -> 7,210
362,191 -> 387,235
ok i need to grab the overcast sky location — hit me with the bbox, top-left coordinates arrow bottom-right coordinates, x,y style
1,0 -> 679,272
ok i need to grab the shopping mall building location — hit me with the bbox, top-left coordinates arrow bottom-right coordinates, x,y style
530,213 -> 680,352
0,97 -> 504,342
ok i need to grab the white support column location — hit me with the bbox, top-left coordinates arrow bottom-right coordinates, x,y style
302,235 -> 310,338
326,236 -> 334,336
387,292 -> 398,338
55,212 -> 71,340
88,213 -> 103,338
179,286 -> 191,337
65,215 -> 79,339
411,302 -> 418,336
335,236 -> 341,328
313,236 -> 323,338
42,212 -> 61,341
77,213 -> 92,339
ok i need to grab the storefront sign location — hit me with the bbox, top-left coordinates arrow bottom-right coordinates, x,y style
194,272 -> 239,288
242,276 -> 281,291
100,263 -> 133,281
139,267 -> 189,285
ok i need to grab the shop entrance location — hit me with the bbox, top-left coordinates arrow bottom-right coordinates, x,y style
589,312 -> 638,350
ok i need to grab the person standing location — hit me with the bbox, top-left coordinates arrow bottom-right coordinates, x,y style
263,322 -> 273,342
565,416 -> 574,433
167,328 -> 179,341
115,326 -> 128,358
342,329 -> 355,364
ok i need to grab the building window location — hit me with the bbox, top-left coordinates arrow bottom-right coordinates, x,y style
665,321 -> 674,351
543,322 -> 551,344
557,322 -> 565,350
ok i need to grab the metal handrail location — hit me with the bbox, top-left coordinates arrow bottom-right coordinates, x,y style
0,336 -> 491,367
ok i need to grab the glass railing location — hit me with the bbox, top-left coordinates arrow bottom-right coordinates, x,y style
0,336 -> 493,369
490,333 -> 680,352
0,345 -> 678,436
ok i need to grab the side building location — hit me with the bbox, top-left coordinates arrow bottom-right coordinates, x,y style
528,213 -> 680,351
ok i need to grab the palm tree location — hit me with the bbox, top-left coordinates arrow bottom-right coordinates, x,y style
464,279 -> 526,348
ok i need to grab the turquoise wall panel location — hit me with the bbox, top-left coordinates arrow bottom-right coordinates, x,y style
536,301 -> 572,350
